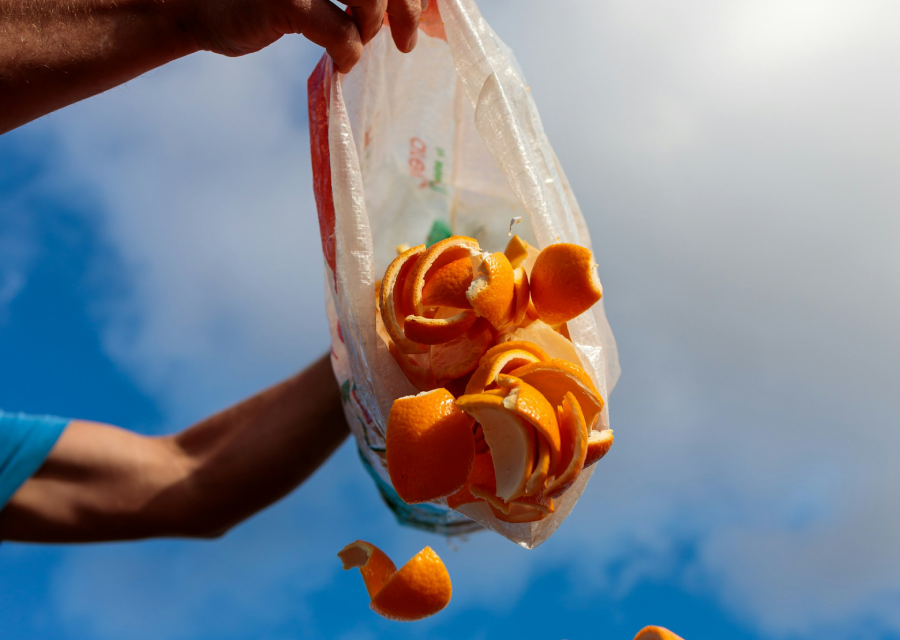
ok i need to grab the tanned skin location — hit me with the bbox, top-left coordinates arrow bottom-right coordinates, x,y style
0,355 -> 352,541
0,0 -> 425,133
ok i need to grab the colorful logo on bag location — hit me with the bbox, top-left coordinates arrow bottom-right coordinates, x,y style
409,137 -> 448,194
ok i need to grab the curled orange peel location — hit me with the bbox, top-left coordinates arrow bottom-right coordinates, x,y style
421,257 -> 474,309
456,393 -> 535,502
508,359 -> 604,430
380,245 -> 429,354
339,541 -> 452,622
430,318 -> 493,383
403,310 -> 478,345
410,236 -> 480,316
511,267 -> 530,327
495,374 -> 562,472
387,340 -> 436,392
489,493 -> 555,523
481,340 -> 551,363
545,392 -> 589,498
467,252 -> 515,330
524,432 -> 551,496
584,428 -> 614,468
465,348 -> 543,395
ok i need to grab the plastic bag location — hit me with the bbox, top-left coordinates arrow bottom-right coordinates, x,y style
308,0 -> 620,549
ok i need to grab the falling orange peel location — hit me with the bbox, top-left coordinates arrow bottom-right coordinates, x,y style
633,626 -> 685,640
339,541 -> 452,622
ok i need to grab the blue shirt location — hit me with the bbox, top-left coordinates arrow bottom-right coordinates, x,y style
0,410 -> 68,510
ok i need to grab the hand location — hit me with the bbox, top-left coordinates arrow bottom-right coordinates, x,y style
183,0 -> 427,71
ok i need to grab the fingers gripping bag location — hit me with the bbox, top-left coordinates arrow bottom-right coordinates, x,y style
308,0 -> 620,549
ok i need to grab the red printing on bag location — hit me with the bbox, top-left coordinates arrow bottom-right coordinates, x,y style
409,137 -> 428,186
308,54 -> 338,289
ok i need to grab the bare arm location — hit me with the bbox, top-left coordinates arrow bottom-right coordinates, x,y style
0,0 -> 424,134
0,353 -> 350,542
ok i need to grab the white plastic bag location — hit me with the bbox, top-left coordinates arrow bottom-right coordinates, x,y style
308,0 -> 620,549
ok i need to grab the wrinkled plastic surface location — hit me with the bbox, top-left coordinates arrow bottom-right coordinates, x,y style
308,0 -> 620,548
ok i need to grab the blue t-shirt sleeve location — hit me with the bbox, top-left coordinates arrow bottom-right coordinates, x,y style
0,410 -> 69,510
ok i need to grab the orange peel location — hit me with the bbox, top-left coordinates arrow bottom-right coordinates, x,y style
546,392 -> 589,498
338,540 -> 396,598
456,393 -> 535,502
530,242 -> 602,325
633,626 -> 685,640
481,340 -> 551,364
339,541 -> 452,622
489,492 -> 555,523
387,340 -> 436,392
503,234 -> 532,269
495,374 -> 562,471
380,245 -> 429,354
511,267 -> 530,327
386,388 -> 475,504
508,359 -> 604,430
467,252 -> 515,330
421,257 -> 474,309
403,310 -> 478,345
430,318 -> 493,383
410,236 -> 480,315
500,320 -> 581,363
524,433 -> 551,496
446,451 -> 496,510
465,348 -> 543,395
584,428 -> 614,468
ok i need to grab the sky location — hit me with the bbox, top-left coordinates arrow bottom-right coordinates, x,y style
2,0 -> 900,638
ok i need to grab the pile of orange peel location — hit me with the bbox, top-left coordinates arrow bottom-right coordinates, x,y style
376,234 -> 614,525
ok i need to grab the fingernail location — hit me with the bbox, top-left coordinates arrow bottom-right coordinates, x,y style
406,29 -> 418,52
422,0 -> 429,10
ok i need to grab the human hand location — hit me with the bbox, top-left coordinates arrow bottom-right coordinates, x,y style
183,0 -> 427,71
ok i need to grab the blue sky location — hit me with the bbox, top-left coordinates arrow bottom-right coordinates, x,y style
3,1 -> 900,638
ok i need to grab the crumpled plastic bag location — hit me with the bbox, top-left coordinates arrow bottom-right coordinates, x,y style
308,0 -> 620,549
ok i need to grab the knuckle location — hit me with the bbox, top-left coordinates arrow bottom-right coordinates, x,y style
391,0 -> 420,25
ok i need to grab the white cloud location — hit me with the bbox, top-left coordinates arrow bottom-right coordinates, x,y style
481,0 -> 900,636
28,1 -> 900,638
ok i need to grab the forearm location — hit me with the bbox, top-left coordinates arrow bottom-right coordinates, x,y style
0,354 -> 349,543
0,0 -> 197,133
169,353 -> 350,537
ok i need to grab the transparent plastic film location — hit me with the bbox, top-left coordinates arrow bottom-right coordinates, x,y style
309,0 -> 618,548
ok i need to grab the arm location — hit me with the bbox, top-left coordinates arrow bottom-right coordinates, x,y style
0,353 -> 350,542
0,0 -> 424,134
